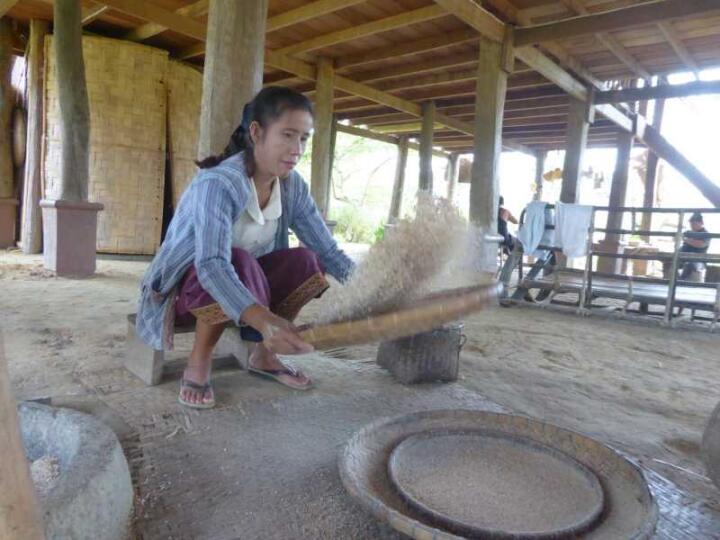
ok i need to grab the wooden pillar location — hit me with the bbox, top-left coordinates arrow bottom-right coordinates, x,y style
310,57 -> 334,219
445,153 -> 459,202
418,100 -> 435,193
533,150 -> 546,201
0,18 -> 16,249
559,97 -> 591,204
198,0 -> 268,159
20,20 -> 49,254
598,130 -> 634,273
388,135 -> 409,224
0,336 -> 45,540
40,0 -> 103,276
54,1 -> 90,201
641,97 -> 666,238
469,36 -> 507,232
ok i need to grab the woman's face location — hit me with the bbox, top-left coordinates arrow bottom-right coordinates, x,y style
250,108 -> 313,179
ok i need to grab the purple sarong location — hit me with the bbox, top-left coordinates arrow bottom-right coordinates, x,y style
175,247 -> 329,339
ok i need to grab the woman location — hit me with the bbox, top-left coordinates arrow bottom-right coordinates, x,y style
136,87 -> 355,409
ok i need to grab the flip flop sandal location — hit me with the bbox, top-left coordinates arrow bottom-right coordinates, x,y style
178,378 -> 216,409
248,364 -> 313,391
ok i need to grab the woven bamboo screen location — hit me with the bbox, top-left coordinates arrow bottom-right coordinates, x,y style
167,60 -> 201,207
43,35 -> 168,254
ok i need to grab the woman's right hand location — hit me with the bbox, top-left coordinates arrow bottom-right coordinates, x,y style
240,304 -> 314,355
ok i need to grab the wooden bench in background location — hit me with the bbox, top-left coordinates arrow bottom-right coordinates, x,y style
124,314 -> 249,386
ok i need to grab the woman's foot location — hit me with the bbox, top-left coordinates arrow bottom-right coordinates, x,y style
179,362 -> 215,408
248,344 -> 312,390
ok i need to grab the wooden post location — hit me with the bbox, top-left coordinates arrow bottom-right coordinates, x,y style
598,130 -> 634,273
560,97 -> 591,203
388,135 -> 408,224
54,0 -> 90,201
469,36 -> 507,233
0,335 -> 45,540
0,18 -> 17,249
40,0 -> 103,276
445,153 -> 459,202
198,0 -> 268,159
534,150 -> 546,201
310,57 -> 334,219
641,97 -> 666,238
418,100 -> 435,193
20,20 -> 49,254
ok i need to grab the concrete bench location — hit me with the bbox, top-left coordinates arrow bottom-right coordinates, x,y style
124,314 -> 249,386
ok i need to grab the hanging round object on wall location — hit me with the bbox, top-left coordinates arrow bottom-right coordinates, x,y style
12,106 -> 26,168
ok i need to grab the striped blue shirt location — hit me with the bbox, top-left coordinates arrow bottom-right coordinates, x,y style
136,152 -> 354,350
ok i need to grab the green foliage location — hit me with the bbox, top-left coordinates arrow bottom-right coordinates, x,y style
374,224 -> 385,244
332,204 -> 379,244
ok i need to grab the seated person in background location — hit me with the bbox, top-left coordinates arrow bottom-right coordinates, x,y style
665,212 -> 711,281
498,196 -> 518,254
679,212 -> 710,281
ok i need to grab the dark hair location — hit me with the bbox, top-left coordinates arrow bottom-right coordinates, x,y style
498,196 -> 505,206
690,212 -> 704,223
196,86 -> 314,174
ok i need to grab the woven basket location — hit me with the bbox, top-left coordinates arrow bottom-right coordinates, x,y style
43,35 -> 169,254
167,60 -> 202,207
299,282 -> 501,350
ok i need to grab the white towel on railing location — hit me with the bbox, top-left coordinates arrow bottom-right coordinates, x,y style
517,201 -> 549,255
555,202 -> 593,258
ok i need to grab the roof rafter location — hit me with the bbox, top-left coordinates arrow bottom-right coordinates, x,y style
515,0 -> 720,47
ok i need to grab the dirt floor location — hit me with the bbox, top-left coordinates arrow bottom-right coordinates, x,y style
2,247 -> 720,539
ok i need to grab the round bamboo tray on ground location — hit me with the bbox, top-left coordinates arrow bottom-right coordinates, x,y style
702,401 -> 720,489
299,282 -> 502,350
339,410 -> 658,540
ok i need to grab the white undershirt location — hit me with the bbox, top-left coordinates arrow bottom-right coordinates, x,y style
232,177 -> 282,257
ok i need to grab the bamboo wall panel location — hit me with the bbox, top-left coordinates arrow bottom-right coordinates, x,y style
44,35 -> 168,254
166,60 -> 201,207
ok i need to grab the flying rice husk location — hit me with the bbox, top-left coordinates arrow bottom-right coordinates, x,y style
317,194 -> 468,325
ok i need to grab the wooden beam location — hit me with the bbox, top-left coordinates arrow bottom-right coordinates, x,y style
264,51 -> 477,139
657,21 -> 701,79
177,0 -> 367,59
267,0 -> 366,32
310,57 -> 334,218
81,4 -> 109,26
513,45 -> 587,101
0,0 -> 18,18
335,123 -> 448,158
54,0 -> 91,201
596,80 -> 720,103
433,0 -> 505,43
124,0 -> 208,42
0,19 -> 13,203
446,153 -> 459,201
437,1 -> 639,136
0,336 -> 45,540
388,135 -> 409,223
636,117 -> 720,206
641,91 -> 666,237
560,0 -> 651,80
20,19 -> 49,254
596,34 -> 651,81
419,100 -> 436,192
515,0 -> 720,47
470,36 -> 507,233
100,0 -> 207,41
277,5 -> 447,57
534,150 -> 546,200
198,0 -> 266,158
560,97 -> 590,204
335,28 -> 478,70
